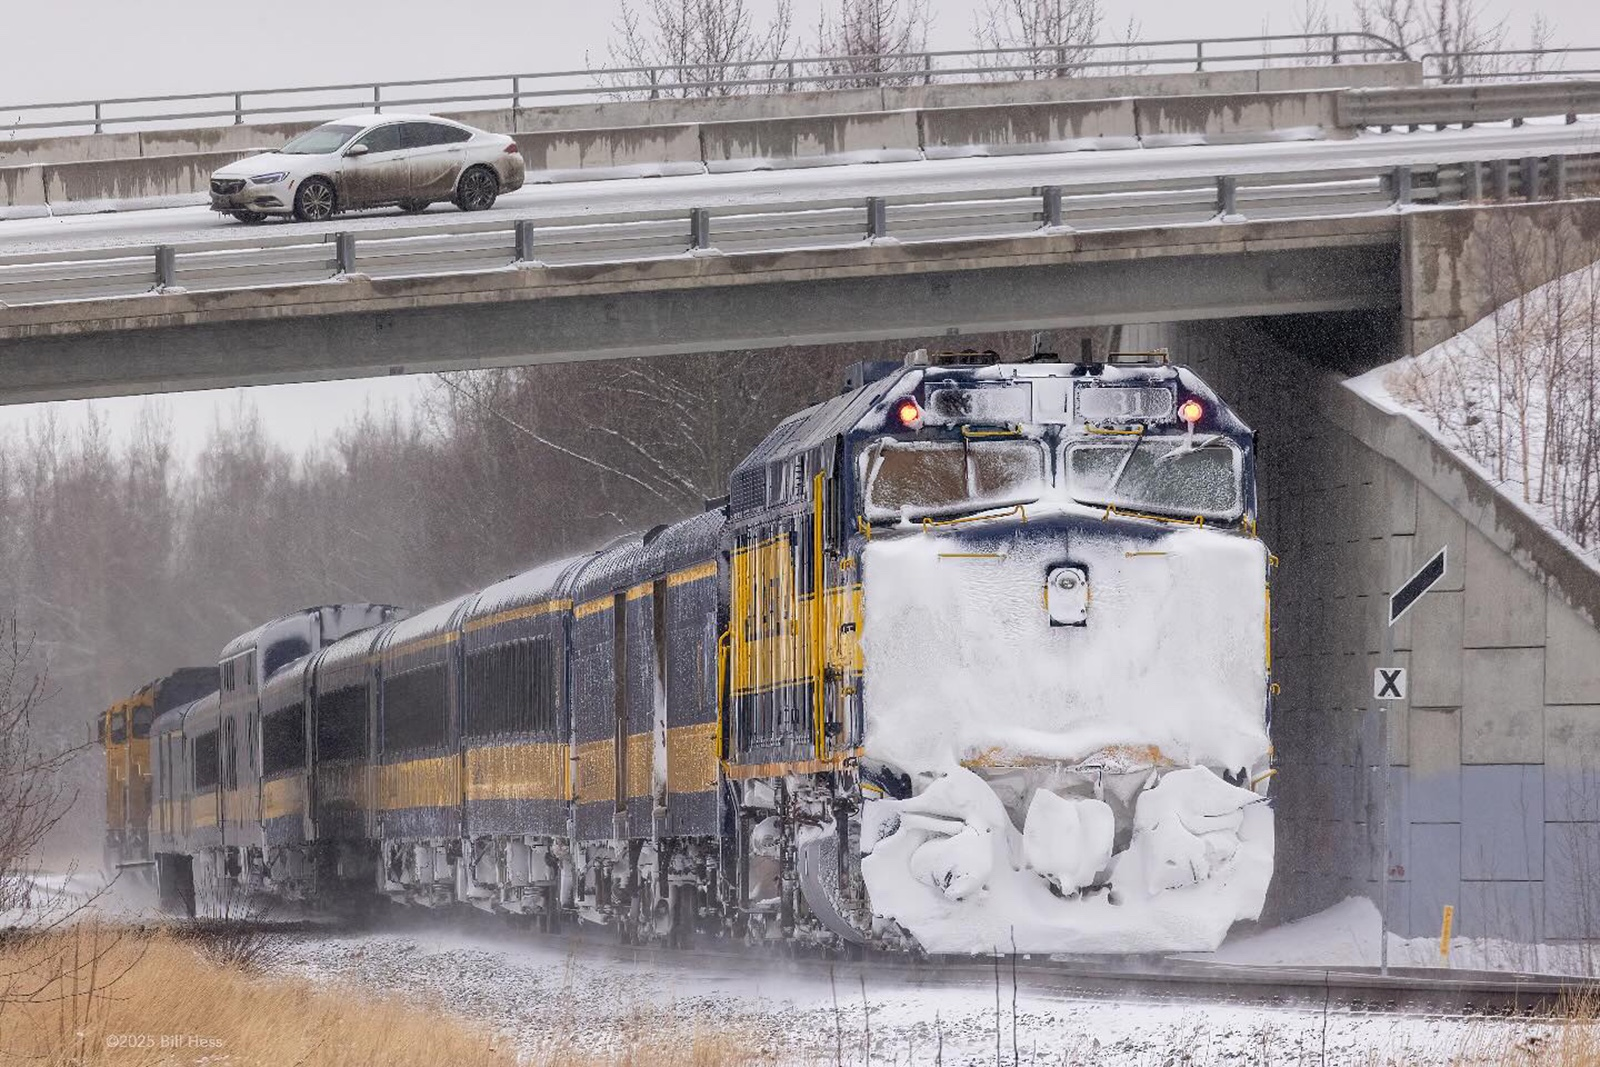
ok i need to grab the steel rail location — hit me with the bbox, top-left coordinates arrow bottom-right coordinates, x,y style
0,152 -> 1593,311
291,906 -> 1594,1020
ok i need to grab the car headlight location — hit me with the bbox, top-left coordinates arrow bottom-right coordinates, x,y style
249,172 -> 288,185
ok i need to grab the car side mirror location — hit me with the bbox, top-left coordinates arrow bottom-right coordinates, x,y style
345,144 -> 369,157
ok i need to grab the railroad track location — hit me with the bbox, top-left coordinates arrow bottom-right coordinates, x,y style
241,903 -> 1590,1020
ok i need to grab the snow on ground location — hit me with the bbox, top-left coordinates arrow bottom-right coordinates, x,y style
257,921 -> 1567,1066
1199,896 -> 1600,977
1348,255 -> 1600,568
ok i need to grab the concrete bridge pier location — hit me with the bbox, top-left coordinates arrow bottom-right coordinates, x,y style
1128,304 -> 1600,968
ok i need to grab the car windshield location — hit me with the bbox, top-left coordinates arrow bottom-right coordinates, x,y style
1064,438 -> 1243,520
281,124 -> 362,155
863,439 -> 1046,520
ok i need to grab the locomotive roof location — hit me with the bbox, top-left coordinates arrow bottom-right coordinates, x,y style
735,370 -> 902,476
100,665 -> 216,723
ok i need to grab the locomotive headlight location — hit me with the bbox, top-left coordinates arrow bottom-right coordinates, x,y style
894,398 -> 923,430
1046,566 -> 1089,626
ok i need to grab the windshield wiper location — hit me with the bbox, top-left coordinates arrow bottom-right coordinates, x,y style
1156,433 -> 1224,464
1107,428 -> 1147,494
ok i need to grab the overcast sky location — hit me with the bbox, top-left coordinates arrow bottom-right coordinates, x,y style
5,0 -> 1591,104
1,0 -> 1594,458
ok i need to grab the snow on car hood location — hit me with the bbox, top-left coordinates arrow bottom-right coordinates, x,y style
211,152 -> 306,179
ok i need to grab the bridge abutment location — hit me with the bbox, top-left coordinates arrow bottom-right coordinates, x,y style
1130,314 -> 1600,965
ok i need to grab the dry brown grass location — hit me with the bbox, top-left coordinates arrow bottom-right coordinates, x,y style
0,924 -> 772,1067
1453,993 -> 1600,1067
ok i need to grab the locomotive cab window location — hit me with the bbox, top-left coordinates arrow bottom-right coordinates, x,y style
1063,438 -> 1243,521
862,439 -> 1045,521
132,706 -> 154,738
110,711 -> 127,744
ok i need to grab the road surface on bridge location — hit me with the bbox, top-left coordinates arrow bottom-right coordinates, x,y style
1,116 -> 1595,260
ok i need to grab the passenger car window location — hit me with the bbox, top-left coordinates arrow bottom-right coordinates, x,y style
353,124 -> 402,153
403,122 -> 472,148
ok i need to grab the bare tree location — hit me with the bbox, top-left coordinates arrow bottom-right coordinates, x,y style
972,0 -> 1103,79
1350,0 -> 1558,81
815,0 -> 932,88
599,0 -> 795,99
0,622 -> 71,917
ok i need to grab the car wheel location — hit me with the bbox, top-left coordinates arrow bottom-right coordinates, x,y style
454,166 -> 498,212
294,177 -> 337,222
230,210 -> 268,224
397,199 -> 430,214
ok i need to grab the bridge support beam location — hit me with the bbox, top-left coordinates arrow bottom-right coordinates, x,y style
0,221 -> 1400,405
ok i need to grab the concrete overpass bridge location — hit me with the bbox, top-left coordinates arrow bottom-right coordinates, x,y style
4,56 -> 1600,955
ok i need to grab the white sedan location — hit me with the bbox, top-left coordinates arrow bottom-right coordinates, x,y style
208,114 -> 526,223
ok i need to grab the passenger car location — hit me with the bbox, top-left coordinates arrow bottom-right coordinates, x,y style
208,114 -> 525,223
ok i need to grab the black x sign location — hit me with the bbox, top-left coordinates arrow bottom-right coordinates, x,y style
1374,667 -> 1407,701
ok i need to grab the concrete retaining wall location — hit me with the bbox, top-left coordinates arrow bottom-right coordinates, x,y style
1129,311 -> 1600,963
921,98 -> 1140,157
515,123 -> 703,180
40,150 -> 255,215
1134,89 -> 1345,144
700,110 -> 922,171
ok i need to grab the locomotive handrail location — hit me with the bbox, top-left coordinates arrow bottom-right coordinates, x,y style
1,153 -> 1598,309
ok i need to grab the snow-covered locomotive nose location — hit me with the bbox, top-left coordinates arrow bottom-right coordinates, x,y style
854,522 -> 1274,954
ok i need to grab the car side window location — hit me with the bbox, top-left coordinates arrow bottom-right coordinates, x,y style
404,122 -> 471,149
353,124 -> 402,154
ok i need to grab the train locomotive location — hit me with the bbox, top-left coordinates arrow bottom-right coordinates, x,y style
99,349 -> 1275,954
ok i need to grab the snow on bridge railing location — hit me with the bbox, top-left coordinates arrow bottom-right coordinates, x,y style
1,153 -> 1595,310
0,33 -> 1407,139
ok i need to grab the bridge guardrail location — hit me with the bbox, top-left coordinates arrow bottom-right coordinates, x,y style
2,34 -> 1404,137
1,154 -> 1595,310
1339,80 -> 1600,128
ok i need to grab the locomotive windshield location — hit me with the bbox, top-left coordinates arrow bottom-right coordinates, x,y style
1064,439 -> 1243,520
863,439 -> 1046,520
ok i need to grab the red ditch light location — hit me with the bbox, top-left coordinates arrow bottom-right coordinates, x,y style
895,398 -> 923,429
1178,398 -> 1204,425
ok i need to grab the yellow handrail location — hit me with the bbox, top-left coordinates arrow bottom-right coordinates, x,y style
715,628 -> 731,761
1100,504 -> 1204,527
921,503 -> 1028,530
960,424 -> 1024,439
812,471 -> 827,762
1084,424 -> 1146,437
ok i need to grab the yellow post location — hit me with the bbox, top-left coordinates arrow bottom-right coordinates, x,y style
1439,904 -> 1454,962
